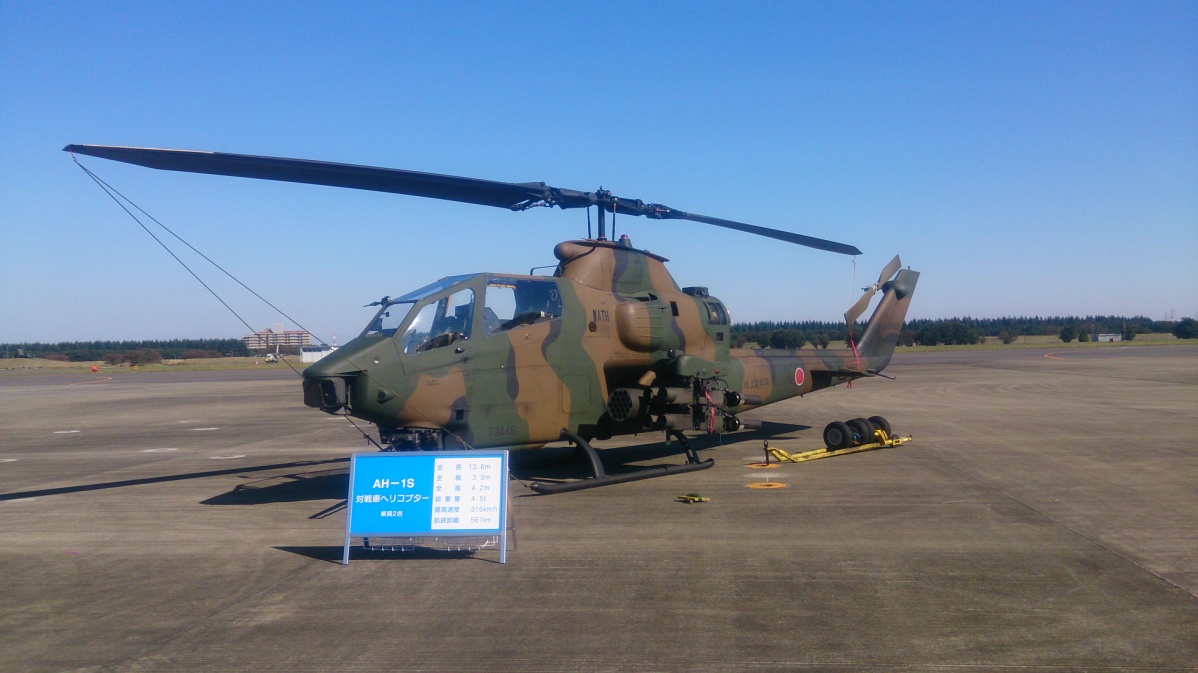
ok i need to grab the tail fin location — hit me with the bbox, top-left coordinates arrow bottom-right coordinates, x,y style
856,268 -> 920,369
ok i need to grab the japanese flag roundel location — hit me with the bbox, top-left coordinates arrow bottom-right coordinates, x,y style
794,368 -> 805,386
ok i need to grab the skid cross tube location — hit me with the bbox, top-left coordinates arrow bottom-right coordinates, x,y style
529,429 -> 714,495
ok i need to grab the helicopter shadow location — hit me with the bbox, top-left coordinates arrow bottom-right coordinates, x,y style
196,421 -> 809,507
739,420 -> 812,446
0,458 -> 348,503
200,467 -> 349,507
509,421 -> 809,486
273,545 -> 492,565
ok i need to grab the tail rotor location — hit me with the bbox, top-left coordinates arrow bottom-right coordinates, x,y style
844,255 -> 902,325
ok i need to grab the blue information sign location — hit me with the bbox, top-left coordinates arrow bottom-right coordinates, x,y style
343,451 -> 509,564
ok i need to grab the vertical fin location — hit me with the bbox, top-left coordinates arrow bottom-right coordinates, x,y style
855,269 -> 920,369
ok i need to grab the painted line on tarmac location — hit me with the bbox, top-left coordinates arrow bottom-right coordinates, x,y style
189,427 -> 220,431
69,376 -> 112,385
142,448 -> 179,453
1044,352 -> 1071,360
1,458 -> 18,463
53,430 -> 81,434
208,455 -> 245,460
746,482 -> 788,489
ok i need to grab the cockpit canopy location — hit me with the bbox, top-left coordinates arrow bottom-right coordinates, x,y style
362,273 -> 563,354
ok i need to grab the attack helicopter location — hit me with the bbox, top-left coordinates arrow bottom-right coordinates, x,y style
64,144 -> 919,493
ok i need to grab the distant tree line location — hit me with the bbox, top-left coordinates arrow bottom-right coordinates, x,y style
3,316 -> 1192,361
1,339 -> 250,362
730,321 -> 860,349
732,316 -> 1186,348
1171,318 -> 1198,340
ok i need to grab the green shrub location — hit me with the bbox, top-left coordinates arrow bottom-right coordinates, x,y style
1174,318 -> 1198,340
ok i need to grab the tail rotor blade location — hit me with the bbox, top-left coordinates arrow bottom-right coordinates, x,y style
877,255 -> 902,286
844,290 -> 874,325
845,254 -> 903,324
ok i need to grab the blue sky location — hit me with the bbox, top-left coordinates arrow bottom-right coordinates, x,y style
2,1 -> 1195,343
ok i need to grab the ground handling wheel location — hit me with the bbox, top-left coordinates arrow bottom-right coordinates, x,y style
868,416 -> 892,437
847,418 -> 876,445
823,421 -> 854,450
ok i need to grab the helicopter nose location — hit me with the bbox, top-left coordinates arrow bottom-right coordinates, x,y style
302,375 -> 351,412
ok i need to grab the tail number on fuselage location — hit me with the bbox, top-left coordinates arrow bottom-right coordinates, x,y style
488,425 -> 517,439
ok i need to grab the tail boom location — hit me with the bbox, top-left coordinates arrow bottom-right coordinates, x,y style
724,267 -> 919,411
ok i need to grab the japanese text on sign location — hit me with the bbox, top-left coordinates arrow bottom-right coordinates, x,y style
431,457 -> 503,530
346,452 -> 507,536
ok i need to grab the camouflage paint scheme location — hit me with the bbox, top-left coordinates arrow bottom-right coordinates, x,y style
302,238 -> 919,451
57,144 -> 915,455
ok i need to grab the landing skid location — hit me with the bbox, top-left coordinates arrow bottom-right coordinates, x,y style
528,429 -> 714,495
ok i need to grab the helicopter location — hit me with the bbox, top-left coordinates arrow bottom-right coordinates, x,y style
64,144 -> 919,494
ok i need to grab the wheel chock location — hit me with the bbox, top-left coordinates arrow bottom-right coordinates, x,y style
677,493 -> 709,504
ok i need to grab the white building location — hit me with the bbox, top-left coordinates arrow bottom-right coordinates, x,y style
301,344 -> 336,363
242,327 -> 313,350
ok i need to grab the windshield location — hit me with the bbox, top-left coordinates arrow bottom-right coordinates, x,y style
362,300 -> 416,337
361,274 -> 476,337
400,287 -> 474,353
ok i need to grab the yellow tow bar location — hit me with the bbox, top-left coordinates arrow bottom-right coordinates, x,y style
763,429 -> 913,464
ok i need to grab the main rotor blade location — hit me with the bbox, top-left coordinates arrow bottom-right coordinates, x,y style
63,145 -> 552,210
637,204 -> 861,256
674,210 -> 861,256
65,144 -> 862,256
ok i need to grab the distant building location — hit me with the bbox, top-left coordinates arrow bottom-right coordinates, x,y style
1095,334 -> 1122,343
301,344 -> 336,363
242,327 -> 313,350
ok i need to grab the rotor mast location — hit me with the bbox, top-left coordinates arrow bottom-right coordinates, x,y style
594,188 -> 611,240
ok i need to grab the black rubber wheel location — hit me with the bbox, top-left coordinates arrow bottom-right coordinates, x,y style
847,417 -> 875,445
868,416 -> 892,437
823,421 -> 854,450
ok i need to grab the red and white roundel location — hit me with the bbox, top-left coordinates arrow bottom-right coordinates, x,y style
794,368 -> 805,386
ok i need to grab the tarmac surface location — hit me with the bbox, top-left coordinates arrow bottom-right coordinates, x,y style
1,346 -> 1196,672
